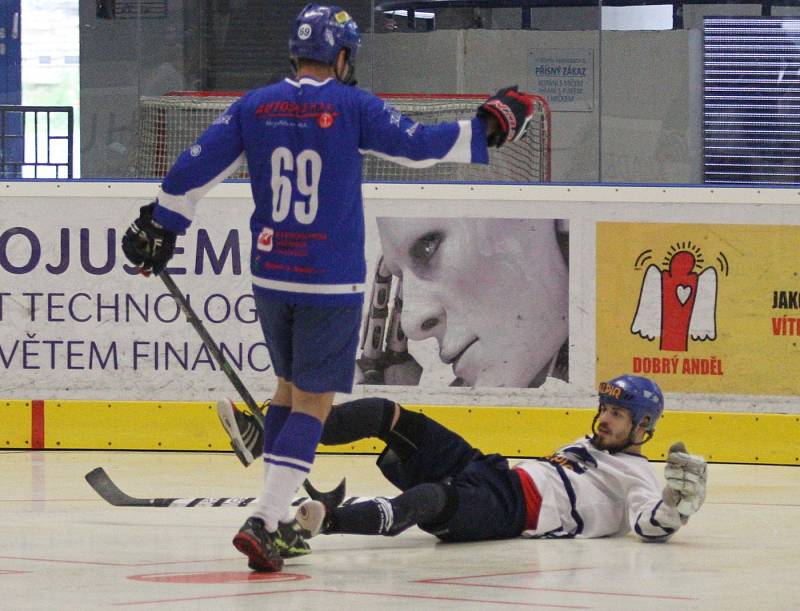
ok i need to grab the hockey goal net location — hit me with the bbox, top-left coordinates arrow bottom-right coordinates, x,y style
135,91 -> 550,182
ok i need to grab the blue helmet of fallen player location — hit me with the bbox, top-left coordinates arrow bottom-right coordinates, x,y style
597,374 -> 664,434
290,4 -> 361,83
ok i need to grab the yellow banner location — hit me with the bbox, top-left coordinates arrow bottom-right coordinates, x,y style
596,222 -> 800,394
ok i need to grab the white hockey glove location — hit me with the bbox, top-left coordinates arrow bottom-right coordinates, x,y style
662,441 -> 707,517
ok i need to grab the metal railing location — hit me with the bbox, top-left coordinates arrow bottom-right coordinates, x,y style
0,105 -> 74,179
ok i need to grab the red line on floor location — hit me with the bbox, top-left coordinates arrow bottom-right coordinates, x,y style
418,567 -> 594,582
0,499 -> 98,503
706,501 -> 800,507
127,570 -> 309,584
114,587 -> 590,608
420,570 -> 696,601
31,400 -> 44,449
0,555 -> 241,568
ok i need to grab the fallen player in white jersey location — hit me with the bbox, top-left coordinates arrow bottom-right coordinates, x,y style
222,374 -> 707,546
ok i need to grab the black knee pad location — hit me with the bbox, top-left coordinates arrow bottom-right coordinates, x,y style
417,480 -> 460,538
383,407 -> 428,461
320,397 -> 395,445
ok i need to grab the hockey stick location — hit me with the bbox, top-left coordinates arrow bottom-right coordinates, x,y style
159,270 -> 264,428
85,467 -> 347,509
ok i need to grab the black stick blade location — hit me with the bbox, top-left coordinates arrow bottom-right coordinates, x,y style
85,467 -> 155,506
84,467 -> 256,508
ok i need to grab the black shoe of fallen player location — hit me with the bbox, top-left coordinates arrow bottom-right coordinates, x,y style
303,478 -> 346,511
217,398 -> 264,467
232,517 -> 284,572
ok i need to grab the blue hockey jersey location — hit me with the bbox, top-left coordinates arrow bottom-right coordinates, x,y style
153,76 -> 489,305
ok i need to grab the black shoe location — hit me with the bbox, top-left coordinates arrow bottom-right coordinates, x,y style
303,477 -> 346,510
232,517 -> 283,572
217,398 -> 264,467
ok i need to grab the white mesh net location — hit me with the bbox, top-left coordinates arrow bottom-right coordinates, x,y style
135,92 -> 550,182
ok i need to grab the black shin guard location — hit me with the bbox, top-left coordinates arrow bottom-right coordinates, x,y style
386,483 -> 449,536
327,483 -> 449,537
382,407 -> 428,461
320,397 -> 395,445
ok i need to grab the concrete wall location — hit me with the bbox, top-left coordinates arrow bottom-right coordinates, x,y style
77,10 -> 708,183
600,30 -> 703,183
367,28 -> 701,183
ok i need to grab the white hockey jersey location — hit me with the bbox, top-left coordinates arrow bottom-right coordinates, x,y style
515,436 -> 684,540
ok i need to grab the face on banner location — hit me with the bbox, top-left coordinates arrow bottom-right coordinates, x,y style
359,217 -> 569,388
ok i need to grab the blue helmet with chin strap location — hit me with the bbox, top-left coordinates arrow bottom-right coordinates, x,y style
290,4 -> 361,67
598,374 -> 664,433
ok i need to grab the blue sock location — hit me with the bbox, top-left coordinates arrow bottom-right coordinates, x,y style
254,412 -> 324,530
267,411 -> 323,470
262,403 -> 290,455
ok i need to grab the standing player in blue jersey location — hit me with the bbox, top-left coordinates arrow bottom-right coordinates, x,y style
121,3 -> 534,572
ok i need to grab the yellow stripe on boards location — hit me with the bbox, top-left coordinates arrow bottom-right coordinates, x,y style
1,400 -> 797,465
42,400 -> 228,451
1,400 -> 32,449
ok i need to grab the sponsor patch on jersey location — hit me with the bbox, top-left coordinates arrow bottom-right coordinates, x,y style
257,226 -> 274,252
190,144 -> 202,157
212,113 -> 232,125
324,28 -> 335,46
256,100 -> 340,127
547,445 -> 598,474
298,23 -> 312,40
335,11 -> 351,24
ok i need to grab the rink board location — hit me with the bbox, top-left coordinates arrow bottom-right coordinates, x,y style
3,182 -> 800,465
3,399 -> 798,465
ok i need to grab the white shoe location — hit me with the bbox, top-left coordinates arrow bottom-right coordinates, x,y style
295,500 -> 327,537
216,398 -> 262,467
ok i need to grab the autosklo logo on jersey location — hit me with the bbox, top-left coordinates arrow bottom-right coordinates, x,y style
256,100 -> 339,128
298,24 -> 312,40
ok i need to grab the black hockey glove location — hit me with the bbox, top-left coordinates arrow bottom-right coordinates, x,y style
477,85 -> 533,148
121,202 -> 177,275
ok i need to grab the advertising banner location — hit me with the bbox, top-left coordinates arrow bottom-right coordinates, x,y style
0,195 -> 271,401
0,191 -> 570,400
596,222 -> 800,395
358,216 -> 569,389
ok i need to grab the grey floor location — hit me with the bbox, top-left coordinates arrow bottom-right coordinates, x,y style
1,451 -> 798,610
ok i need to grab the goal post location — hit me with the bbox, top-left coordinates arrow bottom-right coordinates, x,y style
135,91 -> 551,183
